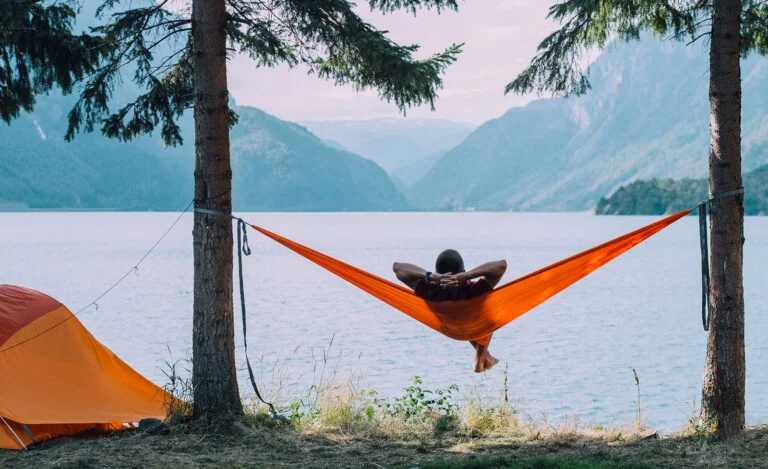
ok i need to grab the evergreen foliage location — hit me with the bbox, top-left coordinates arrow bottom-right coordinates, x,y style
66,0 -> 462,146
595,178 -> 708,215
0,0 -> 110,123
506,1 -> 768,97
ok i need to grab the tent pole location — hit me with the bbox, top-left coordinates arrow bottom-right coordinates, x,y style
0,416 -> 27,450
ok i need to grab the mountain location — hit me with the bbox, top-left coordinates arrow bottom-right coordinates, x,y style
595,164 -> 768,215
230,108 -> 407,211
301,118 -> 476,179
0,97 -> 406,211
410,39 -> 768,211
392,150 -> 445,187
0,100 -> 189,210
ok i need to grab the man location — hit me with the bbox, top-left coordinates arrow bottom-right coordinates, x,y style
393,250 -> 507,373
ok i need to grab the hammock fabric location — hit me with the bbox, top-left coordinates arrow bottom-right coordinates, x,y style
250,209 -> 690,344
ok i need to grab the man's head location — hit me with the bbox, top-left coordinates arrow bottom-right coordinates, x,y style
435,249 -> 465,274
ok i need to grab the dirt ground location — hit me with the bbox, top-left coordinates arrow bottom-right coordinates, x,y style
2,420 -> 768,469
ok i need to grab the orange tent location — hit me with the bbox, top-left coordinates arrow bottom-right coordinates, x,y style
0,285 -> 170,450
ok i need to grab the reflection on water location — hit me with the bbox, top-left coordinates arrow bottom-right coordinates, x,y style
1,211 -> 767,432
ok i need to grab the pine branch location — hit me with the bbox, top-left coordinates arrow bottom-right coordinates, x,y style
283,0 -> 462,111
368,0 -> 458,15
0,0 -> 111,123
742,0 -> 768,56
506,0 -> 702,96
66,1 -> 190,145
225,0 -> 297,66
65,0 -> 462,145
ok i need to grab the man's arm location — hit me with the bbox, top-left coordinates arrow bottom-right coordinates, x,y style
445,260 -> 507,288
393,262 -> 451,289
393,262 -> 428,289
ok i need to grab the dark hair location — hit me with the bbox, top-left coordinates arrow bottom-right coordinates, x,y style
435,249 -> 464,274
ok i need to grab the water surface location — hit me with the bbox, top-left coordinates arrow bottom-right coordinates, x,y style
2,211 -> 766,432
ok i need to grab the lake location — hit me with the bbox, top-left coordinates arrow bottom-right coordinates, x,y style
1,211 -> 766,432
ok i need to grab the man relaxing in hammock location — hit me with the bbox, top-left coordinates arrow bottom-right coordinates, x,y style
393,250 -> 507,373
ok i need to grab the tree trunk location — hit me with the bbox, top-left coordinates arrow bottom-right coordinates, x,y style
191,0 -> 242,418
701,0 -> 744,438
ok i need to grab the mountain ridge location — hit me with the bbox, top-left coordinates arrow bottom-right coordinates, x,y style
0,97 -> 407,211
410,39 -> 768,211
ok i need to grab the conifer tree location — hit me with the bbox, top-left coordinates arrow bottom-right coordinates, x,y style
508,0 -> 768,438
0,0 -> 109,123
66,0 -> 461,419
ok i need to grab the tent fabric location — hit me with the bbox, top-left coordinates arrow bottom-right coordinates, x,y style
250,209 -> 691,343
0,285 -> 170,450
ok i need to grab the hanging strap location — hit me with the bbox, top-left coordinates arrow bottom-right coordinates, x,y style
194,207 -> 287,422
236,218 -> 289,424
699,202 -> 710,331
698,187 -> 744,332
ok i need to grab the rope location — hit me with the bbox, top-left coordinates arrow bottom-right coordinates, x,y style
194,208 -> 287,423
697,187 -> 744,332
0,200 -> 194,354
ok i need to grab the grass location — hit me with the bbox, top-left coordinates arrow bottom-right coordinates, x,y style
2,414 -> 768,468
3,373 -> 768,469
2,354 -> 765,468
418,456 -> 654,468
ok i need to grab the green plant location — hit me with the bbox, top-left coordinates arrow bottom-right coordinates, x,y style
286,400 -> 309,427
376,376 -> 459,420
160,352 -> 194,423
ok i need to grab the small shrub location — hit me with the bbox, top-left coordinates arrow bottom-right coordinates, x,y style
376,376 -> 459,420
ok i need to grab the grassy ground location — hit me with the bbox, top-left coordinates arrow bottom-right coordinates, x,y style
2,415 -> 767,469
4,369 -> 765,468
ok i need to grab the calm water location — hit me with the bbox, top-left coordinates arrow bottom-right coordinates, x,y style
1,212 -> 766,432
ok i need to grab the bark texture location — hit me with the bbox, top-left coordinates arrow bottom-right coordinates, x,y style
191,0 -> 242,418
701,0 -> 745,438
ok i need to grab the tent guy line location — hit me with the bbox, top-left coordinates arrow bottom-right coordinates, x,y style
0,200 -> 193,354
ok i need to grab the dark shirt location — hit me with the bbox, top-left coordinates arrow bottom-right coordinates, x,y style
413,278 -> 493,302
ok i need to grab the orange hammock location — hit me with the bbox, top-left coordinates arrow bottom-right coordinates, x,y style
249,210 -> 690,344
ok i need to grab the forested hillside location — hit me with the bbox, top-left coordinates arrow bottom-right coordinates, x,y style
0,99 -> 406,211
596,164 -> 768,215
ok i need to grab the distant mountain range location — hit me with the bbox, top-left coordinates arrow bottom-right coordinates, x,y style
5,37 -> 768,213
0,96 -> 405,211
301,118 -> 475,182
408,39 -> 768,211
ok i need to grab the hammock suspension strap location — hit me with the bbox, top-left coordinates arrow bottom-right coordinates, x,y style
698,188 -> 744,332
194,207 -> 288,423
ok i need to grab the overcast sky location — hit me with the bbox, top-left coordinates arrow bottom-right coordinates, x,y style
227,1 -> 561,125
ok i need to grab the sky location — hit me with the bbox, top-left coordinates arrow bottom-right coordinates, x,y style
227,1 -> 560,125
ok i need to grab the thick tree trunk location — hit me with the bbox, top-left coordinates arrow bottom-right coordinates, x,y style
701,0 -> 744,438
191,0 -> 242,418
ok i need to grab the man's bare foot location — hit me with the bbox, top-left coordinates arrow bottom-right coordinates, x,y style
473,351 -> 499,373
484,353 -> 499,371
